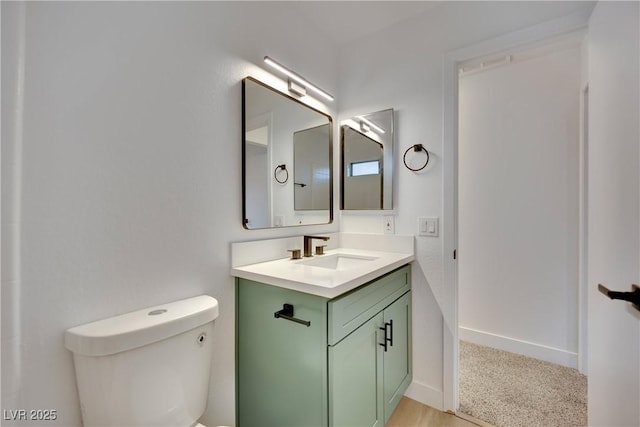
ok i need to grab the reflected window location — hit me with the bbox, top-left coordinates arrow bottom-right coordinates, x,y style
349,160 -> 380,177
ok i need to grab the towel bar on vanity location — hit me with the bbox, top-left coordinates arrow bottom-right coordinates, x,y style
274,304 -> 311,327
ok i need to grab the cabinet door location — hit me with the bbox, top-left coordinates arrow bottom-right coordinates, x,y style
383,291 -> 412,423
237,279 -> 328,427
329,312 -> 384,427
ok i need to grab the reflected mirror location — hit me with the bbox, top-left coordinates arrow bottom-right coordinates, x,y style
340,108 -> 394,210
242,77 -> 333,229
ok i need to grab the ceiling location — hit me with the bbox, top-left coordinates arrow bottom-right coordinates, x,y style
290,1 -> 595,46
290,1 -> 443,45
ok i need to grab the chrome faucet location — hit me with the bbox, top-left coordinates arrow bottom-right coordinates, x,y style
303,235 -> 330,257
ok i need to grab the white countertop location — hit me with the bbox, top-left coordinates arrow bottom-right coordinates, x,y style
231,248 -> 414,299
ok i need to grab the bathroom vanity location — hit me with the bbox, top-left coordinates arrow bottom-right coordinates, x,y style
233,236 -> 413,427
238,77 -> 409,425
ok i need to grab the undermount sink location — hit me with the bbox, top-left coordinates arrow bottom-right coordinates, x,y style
298,253 -> 379,270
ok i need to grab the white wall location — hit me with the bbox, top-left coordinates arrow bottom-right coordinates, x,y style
458,46 -> 581,367
1,2 -> 339,426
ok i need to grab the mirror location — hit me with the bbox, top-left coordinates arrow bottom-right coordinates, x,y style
340,108 -> 394,210
242,77 -> 333,229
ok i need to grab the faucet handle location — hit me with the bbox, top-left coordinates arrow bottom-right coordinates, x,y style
315,245 -> 327,255
288,249 -> 302,260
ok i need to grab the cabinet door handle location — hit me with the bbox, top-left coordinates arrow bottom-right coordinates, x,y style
379,324 -> 388,352
379,321 -> 392,352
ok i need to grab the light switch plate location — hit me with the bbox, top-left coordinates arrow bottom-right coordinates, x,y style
418,217 -> 438,236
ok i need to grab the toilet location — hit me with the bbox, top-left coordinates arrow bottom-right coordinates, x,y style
65,295 -> 219,427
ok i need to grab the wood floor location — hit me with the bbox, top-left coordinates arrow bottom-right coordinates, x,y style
386,397 -> 484,427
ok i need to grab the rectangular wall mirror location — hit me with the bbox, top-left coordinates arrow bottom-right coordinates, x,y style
242,77 -> 333,229
340,108 -> 394,210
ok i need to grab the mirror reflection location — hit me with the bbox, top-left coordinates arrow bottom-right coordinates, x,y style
243,77 -> 333,229
294,124 -> 331,211
341,108 -> 394,210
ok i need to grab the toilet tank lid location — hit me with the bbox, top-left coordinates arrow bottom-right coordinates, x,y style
64,295 -> 219,357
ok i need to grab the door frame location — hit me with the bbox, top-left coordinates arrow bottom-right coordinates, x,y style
578,84 -> 589,375
441,11 -> 591,412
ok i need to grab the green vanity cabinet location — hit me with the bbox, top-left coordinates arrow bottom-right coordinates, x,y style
236,264 -> 411,427
329,291 -> 412,427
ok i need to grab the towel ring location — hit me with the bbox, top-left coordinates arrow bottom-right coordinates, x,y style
403,144 -> 430,172
274,164 -> 289,184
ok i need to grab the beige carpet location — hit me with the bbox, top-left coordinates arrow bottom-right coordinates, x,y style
459,341 -> 587,427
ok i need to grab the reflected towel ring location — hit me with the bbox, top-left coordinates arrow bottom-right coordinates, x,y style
403,144 -> 430,172
274,164 -> 289,184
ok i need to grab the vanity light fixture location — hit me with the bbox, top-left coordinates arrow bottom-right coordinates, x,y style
264,56 -> 335,102
288,80 -> 307,97
357,116 -> 385,134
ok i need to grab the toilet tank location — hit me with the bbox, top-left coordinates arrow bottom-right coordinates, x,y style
65,295 -> 219,427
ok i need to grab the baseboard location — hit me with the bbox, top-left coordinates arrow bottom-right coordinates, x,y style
459,327 -> 578,369
404,380 -> 444,411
